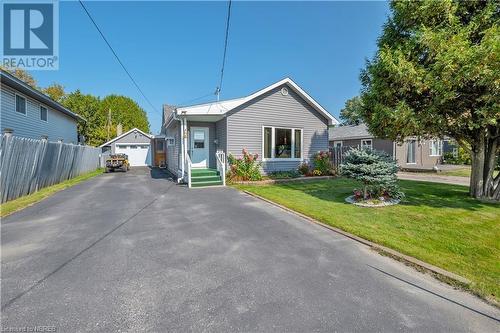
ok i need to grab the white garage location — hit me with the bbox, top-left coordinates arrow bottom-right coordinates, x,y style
115,143 -> 151,166
99,128 -> 153,167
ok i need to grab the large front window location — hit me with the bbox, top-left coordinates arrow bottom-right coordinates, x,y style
263,127 -> 303,159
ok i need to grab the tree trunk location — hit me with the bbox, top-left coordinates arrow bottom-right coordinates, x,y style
469,132 -> 499,201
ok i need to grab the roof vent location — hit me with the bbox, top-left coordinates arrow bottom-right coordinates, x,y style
280,87 -> 289,96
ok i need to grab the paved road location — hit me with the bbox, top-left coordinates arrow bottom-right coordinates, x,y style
398,172 -> 470,186
2,168 -> 499,332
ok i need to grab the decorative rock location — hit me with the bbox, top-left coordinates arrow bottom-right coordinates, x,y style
345,195 -> 400,208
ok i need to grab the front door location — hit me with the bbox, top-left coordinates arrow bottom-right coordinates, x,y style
190,127 -> 209,168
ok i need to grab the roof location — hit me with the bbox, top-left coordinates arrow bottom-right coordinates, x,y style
329,123 -> 374,140
0,69 -> 85,122
176,78 -> 339,125
99,127 -> 153,147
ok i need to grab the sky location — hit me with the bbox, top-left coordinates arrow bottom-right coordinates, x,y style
33,1 -> 390,134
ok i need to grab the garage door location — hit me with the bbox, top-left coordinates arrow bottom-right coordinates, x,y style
115,144 -> 151,166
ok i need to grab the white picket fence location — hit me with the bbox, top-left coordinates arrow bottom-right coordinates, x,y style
0,135 -> 101,203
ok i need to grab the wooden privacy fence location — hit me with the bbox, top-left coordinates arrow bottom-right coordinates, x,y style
0,135 -> 101,203
329,146 -> 351,172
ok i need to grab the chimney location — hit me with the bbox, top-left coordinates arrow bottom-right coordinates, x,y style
116,123 -> 123,136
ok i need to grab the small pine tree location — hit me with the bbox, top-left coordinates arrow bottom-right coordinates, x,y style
341,148 -> 401,200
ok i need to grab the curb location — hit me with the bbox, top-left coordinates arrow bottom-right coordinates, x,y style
242,190 -> 471,286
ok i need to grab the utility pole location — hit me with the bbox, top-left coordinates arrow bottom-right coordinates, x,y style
107,109 -> 111,141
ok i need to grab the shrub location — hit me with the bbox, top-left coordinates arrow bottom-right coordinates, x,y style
340,148 -> 402,200
268,170 -> 300,179
227,149 -> 262,181
312,169 -> 322,176
313,151 -> 334,175
443,146 -> 471,165
297,162 -> 310,175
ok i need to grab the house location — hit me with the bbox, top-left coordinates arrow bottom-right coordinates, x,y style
329,123 -> 447,170
0,69 -> 84,143
99,128 -> 153,167
161,78 -> 339,187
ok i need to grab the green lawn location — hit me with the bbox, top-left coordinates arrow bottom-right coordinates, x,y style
438,166 -> 498,178
0,168 -> 103,218
235,178 -> 500,303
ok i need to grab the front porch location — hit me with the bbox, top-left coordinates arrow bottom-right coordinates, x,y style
177,116 -> 226,188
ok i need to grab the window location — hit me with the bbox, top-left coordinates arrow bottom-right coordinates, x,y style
40,106 -> 48,122
156,140 -> 164,151
333,141 -> 343,149
429,140 -> 442,156
262,127 -> 303,160
15,95 -> 26,115
407,139 -> 416,164
129,145 -> 137,149
166,137 -> 175,146
361,139 -> 372,150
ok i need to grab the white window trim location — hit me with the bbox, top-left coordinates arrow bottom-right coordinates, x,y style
361,139 -> 373,150
40,105 -> 48,122
333,140 -> 343,148
15,93 -> 27,116
261,126 -> 303,161
429,139 -> 442,156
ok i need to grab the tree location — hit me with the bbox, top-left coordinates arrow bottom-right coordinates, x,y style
339,96 -> 364,126
360,1 -> 499,200
0,66 -> 38,88
100,95 -> 150,137
43,83 -> 66,103
341,148 -> 402,200
63,91 -> 105,146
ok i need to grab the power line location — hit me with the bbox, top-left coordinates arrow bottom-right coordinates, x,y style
78,0 -> 160,115
216,0 -> 232,101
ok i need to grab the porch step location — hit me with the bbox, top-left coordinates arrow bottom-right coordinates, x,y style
190,168 -> 223,187
191,180 -> 224,188
191,168 -> 219,177
191,175 -> 221,183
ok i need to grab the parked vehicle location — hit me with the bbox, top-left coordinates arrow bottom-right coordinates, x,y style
105,154 -> 129,172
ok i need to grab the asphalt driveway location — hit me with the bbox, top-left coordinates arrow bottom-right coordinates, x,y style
1,167 -> 499,332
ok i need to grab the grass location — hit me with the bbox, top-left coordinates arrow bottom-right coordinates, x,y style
439,167 -> 472,177
235,178 -> 500,303
0,168 -> 103,218
438,166 -> 498,178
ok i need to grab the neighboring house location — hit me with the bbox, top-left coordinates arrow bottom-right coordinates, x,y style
161,78 -> 338,187
329,123 -> 446,170
0,69 -> 84,143
99,128 -> 153,167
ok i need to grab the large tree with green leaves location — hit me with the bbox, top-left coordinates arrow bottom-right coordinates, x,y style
360,0 -> 499,200
100,95 -> 150,138
62,91 -> 105,146
339,96 -> 364,126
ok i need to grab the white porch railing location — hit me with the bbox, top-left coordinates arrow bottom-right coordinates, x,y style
185,153 -> 192,188
216,151 -> 226,186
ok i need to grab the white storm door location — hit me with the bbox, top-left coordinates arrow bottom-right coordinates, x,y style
190,127 -> 209,168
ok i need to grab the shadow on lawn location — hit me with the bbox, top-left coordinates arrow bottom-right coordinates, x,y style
275,178 -> 496,211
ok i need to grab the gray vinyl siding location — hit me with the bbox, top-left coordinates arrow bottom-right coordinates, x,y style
215,117 -> 227,154
1,85 -> 78,143
334,138 -> 394,156
395,139 -> 442,169
187,121 -> 216,169
166,121 -> 181,175
226,84 -> 329,174
109,130 -> 151,153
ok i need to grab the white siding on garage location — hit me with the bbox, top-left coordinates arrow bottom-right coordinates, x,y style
1,85 -> 78,143
226,84 -> 329,174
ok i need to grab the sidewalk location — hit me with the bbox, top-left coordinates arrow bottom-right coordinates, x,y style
398,172 -> 469,186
